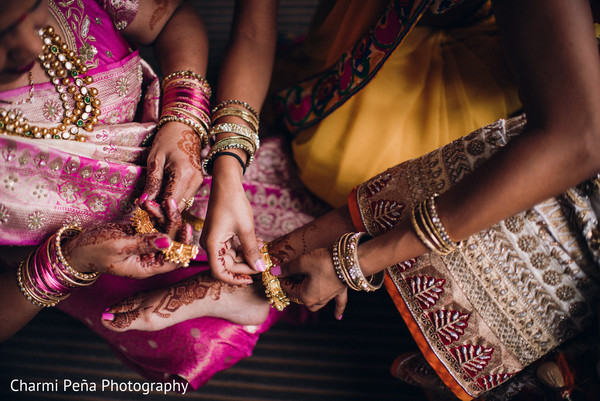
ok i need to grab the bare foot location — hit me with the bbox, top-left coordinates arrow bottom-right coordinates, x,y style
101,271 -> 270,332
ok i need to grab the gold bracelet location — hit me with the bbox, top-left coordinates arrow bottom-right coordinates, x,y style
212,99 -> 259,120
211,107 -> 259,132
54,224 -> 100,282
161,70 -> 212,96
209,122 -> 260,149
260,243 -> 290,311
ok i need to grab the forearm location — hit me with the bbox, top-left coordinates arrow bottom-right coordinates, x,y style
269,206 -> 355,265
153,3 -> 209,75
0,267 -> 41,343
215,0 -> 278,109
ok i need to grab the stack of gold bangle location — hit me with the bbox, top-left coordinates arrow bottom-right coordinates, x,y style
131,206 -> 199,268
410,194 -> 461,255
331,232 -> 384,292
203,100 -> 261,175
159,70 -> 212,149
260,243 -> 291,311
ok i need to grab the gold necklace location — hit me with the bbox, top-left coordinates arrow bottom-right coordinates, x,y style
0,26 -> 101,141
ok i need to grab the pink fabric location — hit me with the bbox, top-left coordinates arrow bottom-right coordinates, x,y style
0,0 -> 324,389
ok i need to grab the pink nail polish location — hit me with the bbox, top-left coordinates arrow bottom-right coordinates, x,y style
148,200 -> 160,208
336,314 -> 343,321
255,258 -> 266,272
270,265 -> 281,276
169,198 -> 177,209
138,193 -> 148,204
102,312 -> 115,322
154,237 -> 171,249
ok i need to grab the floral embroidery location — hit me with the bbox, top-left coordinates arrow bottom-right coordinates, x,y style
43,99 -> 62,122
3,175 -> 18,191
33,183 -> 49,199
79,42 -> 98,64
0,204 -> 10,225
59,183 -> 80,203
27,211 -> 45,230
87,194 -> 110,213
116,77 -> 129,96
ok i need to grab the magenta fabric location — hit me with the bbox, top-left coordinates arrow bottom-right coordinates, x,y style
0,0 -> 323,389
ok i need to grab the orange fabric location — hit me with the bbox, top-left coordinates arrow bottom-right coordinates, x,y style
383,276 -> 474,401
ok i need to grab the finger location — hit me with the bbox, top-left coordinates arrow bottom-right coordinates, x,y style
238,229 -> 265,273
122,233 -> 172,256
143,159 -> 164,201
334,289 -> 348,320
207,240 -> 253,285
164,197 -> 182,238
142,199 -> 167,226
179,222 -> 193,245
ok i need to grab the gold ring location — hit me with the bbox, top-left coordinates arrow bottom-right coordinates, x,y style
181,197 -> 194,210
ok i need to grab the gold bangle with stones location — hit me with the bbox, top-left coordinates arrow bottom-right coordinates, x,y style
131,206 -> 199,268
211,107 -> 259,132
260,243 -> 291,311
212,100 -> 259,121
209,123 -> 259,150
332,232 -> 383,292
410,197 -> 460,255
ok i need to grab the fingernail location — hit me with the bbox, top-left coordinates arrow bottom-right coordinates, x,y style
154,237 -> 171,249
270,265 -> 281,276
148,200 -> 160,208
169,198 -> 177,209
138,193 -> 148,204
102,312 -> 115,322
104,307 -> 110,312
255,258 -> 266,272
336,314 -> 343,321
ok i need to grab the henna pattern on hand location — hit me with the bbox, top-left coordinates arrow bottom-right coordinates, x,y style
67,224 -> 132,249
144,161 -> 162,195
269,223 -> 318,265
177,130 -> 203,172
160,167 -> 177,202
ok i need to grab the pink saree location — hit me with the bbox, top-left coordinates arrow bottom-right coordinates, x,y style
0,0 -> 323,389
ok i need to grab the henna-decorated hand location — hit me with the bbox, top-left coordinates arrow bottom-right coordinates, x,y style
200,159 -> 263,285
277,247 -> 348,320
142,124 -> 204,219
101,270 -> 270,331
63,221 -> 193,279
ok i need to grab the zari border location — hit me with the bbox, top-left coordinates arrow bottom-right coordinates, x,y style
274,0 -> 432,136
348,185 -> 474,400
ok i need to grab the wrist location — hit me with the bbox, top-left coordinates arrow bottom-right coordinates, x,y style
357,220 -> 425,276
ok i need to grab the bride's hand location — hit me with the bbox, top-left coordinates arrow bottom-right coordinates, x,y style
63,218 -> 193,279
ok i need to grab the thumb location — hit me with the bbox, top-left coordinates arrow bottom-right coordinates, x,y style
238,230 -> 265,273
137,234 -> 172,255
